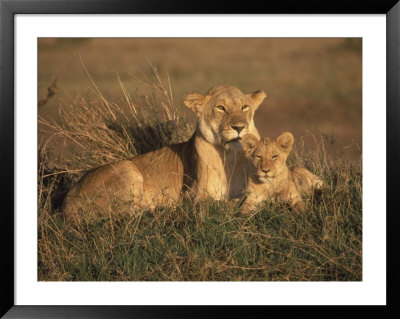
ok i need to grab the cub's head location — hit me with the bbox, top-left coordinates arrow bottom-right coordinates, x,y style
242,132 -> 294,182
184,85 -> 266,150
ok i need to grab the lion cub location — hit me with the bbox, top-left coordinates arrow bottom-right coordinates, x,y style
240,132 -> 323,214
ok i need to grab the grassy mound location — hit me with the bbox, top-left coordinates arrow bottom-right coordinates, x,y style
38,70 -> 362,281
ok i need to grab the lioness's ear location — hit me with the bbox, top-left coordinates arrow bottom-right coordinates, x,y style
184,92 -> 205,115
242,134 -> 259,156
276,132 -> 294,153
247,90 -> 267,110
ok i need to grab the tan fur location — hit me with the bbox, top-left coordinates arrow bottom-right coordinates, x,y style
240,133 -> 324,214
63,85 -> 266,222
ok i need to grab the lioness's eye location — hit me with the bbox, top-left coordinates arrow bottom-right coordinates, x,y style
272,155 -> 278,159
216,105 -> 226,112
242,105 -> 249,111
254,155 -> 261,160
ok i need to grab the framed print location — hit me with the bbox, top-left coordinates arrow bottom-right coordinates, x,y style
1,0 -> 399,318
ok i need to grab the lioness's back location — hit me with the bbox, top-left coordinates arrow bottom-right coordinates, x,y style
63,140 -> 194,220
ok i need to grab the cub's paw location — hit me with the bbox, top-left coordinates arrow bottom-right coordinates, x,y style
292,201 -> 306,214
314,179 -> 325,190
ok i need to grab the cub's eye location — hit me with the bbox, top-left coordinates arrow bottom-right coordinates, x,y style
272,155 -> 279,160
254,155 -> 262,160
242,105 -> 249,111
216,105 -> 226,112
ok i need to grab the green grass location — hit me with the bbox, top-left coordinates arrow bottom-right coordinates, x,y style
38,67 -> 362,281
38,165 -> 362,281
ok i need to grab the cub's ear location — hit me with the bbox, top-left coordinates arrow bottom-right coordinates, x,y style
246,90 -> 267,110
242,134 -> 259,156
184,92 -> 205,115
276,132 -> 294,153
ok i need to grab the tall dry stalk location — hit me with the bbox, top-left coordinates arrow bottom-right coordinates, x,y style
38,64 -> 193,215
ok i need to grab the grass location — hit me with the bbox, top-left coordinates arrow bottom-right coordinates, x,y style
38,191 -> 361,281
38,67 -> 362,281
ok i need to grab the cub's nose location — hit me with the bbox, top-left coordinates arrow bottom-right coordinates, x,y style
231,123 -> 245,134
262,169 -> 271,174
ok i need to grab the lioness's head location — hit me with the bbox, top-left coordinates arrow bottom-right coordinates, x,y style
242,132 -> 294,182
184,85 -> 266,150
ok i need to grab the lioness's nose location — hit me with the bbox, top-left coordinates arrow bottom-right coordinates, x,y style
262,169 -> 270,174
231,123 -> 245,134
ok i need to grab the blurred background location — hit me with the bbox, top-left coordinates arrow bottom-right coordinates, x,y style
38,38 -> 362,161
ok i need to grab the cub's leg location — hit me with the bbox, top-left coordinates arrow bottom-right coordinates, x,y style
240,185 -> 268,214
291,200 -> 306,214
284,182 -> 306,214
240,198 -> 257,214
290,167 -> 324,194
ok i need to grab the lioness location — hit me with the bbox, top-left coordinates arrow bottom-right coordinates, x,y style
240,133 -> 324,214
63,85 -> 266,221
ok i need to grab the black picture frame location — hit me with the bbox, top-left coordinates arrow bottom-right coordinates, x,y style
1,0 -> 399,318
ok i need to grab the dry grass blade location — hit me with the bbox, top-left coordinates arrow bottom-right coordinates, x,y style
38,79 -> 58,108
